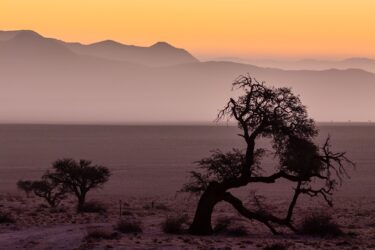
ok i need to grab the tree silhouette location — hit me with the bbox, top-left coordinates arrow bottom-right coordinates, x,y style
17,175 -> 67,207
184,75 -> 353,235
30,175 -> 67,207
47,159 -> 110,211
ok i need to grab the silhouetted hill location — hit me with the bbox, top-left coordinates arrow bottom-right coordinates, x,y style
240,57 -> 375,73
296,58 -> 375,73
0,30 -> 198,67
0,30 -> 23,41
66,39 -> 198,67
0,30 -> 374,123
0,30 -> 75,60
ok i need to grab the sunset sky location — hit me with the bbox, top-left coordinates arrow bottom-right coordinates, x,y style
1,0 -> 374,59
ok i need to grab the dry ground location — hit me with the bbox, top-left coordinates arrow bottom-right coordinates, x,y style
0,194 -> 374,250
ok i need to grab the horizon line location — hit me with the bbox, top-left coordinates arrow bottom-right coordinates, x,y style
0,121 -> 373,127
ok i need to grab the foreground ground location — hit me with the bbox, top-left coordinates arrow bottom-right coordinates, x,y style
0,193 -> 374,249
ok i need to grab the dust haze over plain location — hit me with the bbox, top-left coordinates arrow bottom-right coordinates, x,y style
0,30 -> 374,124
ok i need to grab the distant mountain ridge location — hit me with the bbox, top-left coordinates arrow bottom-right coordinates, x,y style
66,39 -> 199,67
0,30 -> 75,60
221,57 -> 375,73
0,30 -> 199,67
0,29 -> 374,123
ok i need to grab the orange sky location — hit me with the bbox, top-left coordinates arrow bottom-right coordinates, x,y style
1,0 -> 375,59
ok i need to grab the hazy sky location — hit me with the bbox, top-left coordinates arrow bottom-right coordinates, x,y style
1,0 -> 374,59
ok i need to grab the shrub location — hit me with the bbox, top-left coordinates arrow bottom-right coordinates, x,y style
213,216 -> 248,236
50,206 -> 67,213
115,219 -> 142,234
161,214 -> 189,234
86,228 -> 118,240
225,225 -> 248,236
121,210 -> 134,216
17,180 -> 34,197
300,212 -> 343,237
263,243 -> 289,250
214,216 -> 231,233
78,201 -> 107,214
0,212 -> 15,224
143,202 -> 169,211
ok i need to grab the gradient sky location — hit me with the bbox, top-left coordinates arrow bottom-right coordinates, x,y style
1,0 -> 375,59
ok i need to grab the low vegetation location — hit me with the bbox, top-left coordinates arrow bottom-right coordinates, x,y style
143,201 -> 169,211
115,219 -> 143,234
214,216 -> 248,236
86,228 -> 118,240
263,243 -> 289,250
78,200 -> 107,214
300,212 -> 343,237
17,180 -> 34,197
161,214 -> 189,234
0,212 -> 15,224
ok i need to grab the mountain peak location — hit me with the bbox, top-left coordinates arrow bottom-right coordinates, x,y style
91,39 -> 124,47
150,41 -> 174,49
0,29 -> 74,60
14,30 -> 43,39
0,30 -> 43,42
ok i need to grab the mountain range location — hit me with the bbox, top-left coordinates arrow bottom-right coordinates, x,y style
0,30 -> 374,123
222,57 -> 375,73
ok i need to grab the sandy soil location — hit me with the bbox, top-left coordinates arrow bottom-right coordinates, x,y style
0,193 -> 374,250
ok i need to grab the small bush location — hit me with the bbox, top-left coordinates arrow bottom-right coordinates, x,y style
121,210 -> 134,216
79,201 -> 107,214
300,212 -> 343,237
0,212 -> 15,224
86,228 -> 118,240
161,214 -> 189,234
263,243 -> 288,250
17,180 -> 34,197
50,206 -> 67,213
143,202 -> 169,211
214,216 -> 231,233
225,225 -> 248,236
115,219 -> 142,234
214,216 -> 248,236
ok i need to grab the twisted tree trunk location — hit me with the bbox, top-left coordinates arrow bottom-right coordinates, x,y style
189,183 -> 224,235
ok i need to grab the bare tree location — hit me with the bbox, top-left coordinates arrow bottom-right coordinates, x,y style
183,75 -> 353,235
47,159 -> 110,211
